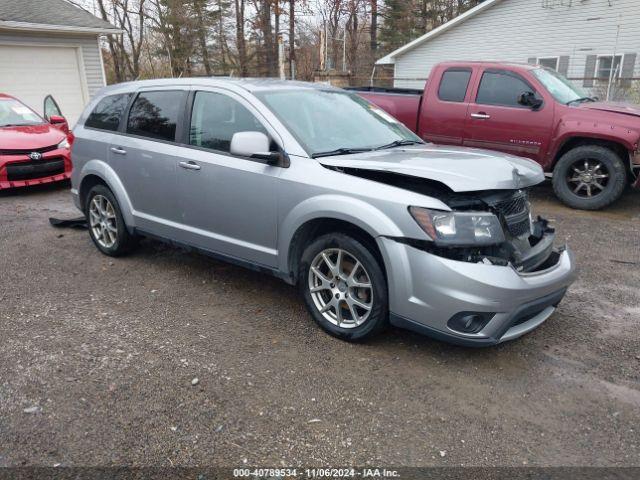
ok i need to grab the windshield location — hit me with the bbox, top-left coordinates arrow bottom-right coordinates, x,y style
531,68 -> 589,104
255,89 -> 422,156
0,98 -> 43,127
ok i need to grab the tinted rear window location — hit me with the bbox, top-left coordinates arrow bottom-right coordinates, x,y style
126,91 -> 185,141
438,69 -> 472,102
85,94 -> 131,131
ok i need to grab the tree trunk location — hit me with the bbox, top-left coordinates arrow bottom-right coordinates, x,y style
289,0 -> 295,78
96,0 -> 123,82
194,0 -> 212,75
370,0 -> 377,52
261,0 -> 275,76
234,0 -> 248,76
274,0 -> 280,75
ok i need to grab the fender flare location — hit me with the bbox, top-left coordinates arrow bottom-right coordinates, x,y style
549,122 -> 639,168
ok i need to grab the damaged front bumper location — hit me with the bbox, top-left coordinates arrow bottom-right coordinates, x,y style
378,234 -> 577,346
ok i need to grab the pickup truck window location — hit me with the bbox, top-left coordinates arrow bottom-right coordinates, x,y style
531,67 -> 587,104
476,71 -> 533,108
189,91 -> 268,153
255,89 -> 420,156
438,69 -> 472,102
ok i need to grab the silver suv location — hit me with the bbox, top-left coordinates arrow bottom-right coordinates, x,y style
71,78 -> 576,346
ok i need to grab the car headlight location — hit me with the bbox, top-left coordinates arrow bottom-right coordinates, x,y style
409,206 -> 505,246
57,137 -> 70,149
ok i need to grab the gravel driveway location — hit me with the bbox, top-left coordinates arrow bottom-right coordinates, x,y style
0,182 -> 639,468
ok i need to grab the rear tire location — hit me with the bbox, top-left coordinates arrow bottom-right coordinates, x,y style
552,145 -> 627,210
85,184 -> 137,256
299,233 -> 388,342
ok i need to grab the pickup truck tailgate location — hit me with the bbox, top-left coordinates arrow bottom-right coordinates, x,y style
350,89 -> 422,133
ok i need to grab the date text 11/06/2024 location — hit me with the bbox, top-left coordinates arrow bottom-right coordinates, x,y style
233,468 -> 401,478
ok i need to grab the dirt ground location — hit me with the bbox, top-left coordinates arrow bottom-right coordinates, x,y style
0,181 -> 639,468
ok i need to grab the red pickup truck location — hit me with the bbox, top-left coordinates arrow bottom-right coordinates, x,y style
352,61 -> 640,210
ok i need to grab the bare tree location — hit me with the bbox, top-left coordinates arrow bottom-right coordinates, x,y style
193,0 -> 212,75
370,0 -> 377,52
234,0 -> 249,75
92,0 -> 147,81
289,0 -> 295,77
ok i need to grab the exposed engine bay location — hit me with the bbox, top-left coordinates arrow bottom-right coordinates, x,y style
333,167 -> 561,273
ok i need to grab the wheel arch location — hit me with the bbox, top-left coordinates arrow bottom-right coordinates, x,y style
286,217 -> 388,286
279,195 -> 404,285
78,160 -> 135,231
552,136 -> 633,178
78,174 -> 108,208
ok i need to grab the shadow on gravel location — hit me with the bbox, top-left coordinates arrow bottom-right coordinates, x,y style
0,180 -> 71,197
126,236 -> 525,365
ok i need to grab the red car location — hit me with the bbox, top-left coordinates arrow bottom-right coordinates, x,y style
0,94 -> 73,190
352,61 -> 640,210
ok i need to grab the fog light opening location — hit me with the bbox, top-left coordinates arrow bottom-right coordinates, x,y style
447,312 -> 494,334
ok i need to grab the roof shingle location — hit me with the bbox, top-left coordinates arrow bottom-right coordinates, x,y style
0,0 -> 118,32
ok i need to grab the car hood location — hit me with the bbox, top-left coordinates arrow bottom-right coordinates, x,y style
578,101 -> 640,118
0,123 -> 65,150
317,144 -> 544,192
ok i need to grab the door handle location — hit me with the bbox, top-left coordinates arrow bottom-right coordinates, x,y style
471,112 -> 491,119
178,161 -> 201,171
110,146 -> 127,155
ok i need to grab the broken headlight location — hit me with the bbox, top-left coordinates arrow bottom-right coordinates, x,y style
409,207 -> 505,246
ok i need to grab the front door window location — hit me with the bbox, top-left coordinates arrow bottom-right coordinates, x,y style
43,95 -> 62,120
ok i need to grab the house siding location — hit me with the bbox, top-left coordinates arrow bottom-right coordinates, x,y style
392,0 -> 640,91
0,30 -> 105,98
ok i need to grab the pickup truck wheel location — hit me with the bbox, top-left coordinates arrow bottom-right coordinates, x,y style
552,145 -> 627,210
299,233 -> 388,341
85,185 -> 137,256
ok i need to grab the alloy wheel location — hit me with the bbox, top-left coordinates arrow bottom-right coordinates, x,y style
307,248 -> 373,328
89,194 -> 118,248
567,159 -> 610,198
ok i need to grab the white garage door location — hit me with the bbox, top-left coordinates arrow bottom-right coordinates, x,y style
0,44 -> 88,125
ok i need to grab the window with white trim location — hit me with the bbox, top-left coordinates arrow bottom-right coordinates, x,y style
538,57 -> 559,70
597,55 -> 623,80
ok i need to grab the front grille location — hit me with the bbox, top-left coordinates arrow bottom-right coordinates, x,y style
490,191 -> 531,237
507,218 -> 532,237
6,158 -> 65,181
493,193 -> 528,216
0,144 -> 58,156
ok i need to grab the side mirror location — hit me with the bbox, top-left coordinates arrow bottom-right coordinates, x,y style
230,131 -> 287,166
49,115 -> 69,133
518,91 -> 543,110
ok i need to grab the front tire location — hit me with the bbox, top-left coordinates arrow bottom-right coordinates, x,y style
85,184 -> 137,256
299,233 -> 388,341
552,145 -> 627,210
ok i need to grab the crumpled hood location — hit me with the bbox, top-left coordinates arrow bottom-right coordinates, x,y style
317,144 -> 544,192
578,101 -> 640,118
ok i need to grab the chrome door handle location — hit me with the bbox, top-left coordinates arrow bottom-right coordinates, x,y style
471,112 -> 491,119
110,146 -> 127,154
178,161 -> 201,171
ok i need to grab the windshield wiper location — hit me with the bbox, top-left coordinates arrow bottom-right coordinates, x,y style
566,96 -> 596,105
375,139 -> 424,150
311,147 -> 373,158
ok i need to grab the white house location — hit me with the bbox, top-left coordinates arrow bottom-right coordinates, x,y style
377,0 -> 640,96
0,0 -> 120,124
